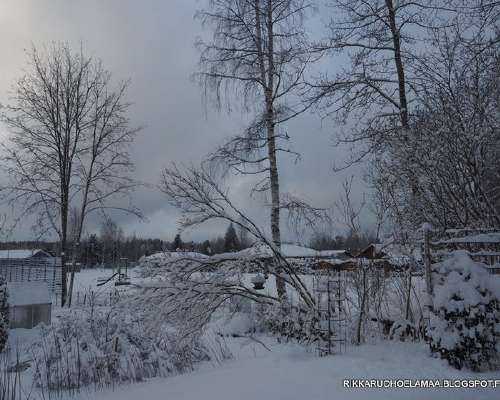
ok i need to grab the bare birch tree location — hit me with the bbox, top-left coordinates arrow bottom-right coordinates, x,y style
0,43 -> 139,305
196,0 -> 314,299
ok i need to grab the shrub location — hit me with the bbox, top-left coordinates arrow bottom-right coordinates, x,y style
429,251 -> 500,371
29,294 -> 230,393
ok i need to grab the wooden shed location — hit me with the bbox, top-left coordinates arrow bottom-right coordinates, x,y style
7,281 -> 52,329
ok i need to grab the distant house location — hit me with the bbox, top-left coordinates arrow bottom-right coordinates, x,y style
0,249 -> 53,260
7,281 -> 52,329
353,243 -> 422,275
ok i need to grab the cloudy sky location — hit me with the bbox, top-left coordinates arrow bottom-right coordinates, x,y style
0,0 -> 370,243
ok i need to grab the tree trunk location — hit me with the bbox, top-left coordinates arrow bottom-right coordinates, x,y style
405,266 -> 412,321
60,221 -> 68,306
357,266 -> 367,345
385,0 -> 409,129
267,115 -> 286,299
68,170 -> 93,307
265,0 -> 286,300
67,241 -> 80,307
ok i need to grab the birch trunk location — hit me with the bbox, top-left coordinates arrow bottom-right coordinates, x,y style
266,108 -> 286,299
266,0 -> 286,300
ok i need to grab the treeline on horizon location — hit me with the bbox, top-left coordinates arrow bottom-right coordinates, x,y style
0,223 -> 374,266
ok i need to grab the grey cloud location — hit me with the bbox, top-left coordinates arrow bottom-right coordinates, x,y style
0,0 -> 369,242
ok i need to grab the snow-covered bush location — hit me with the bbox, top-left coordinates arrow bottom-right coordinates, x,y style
30,293 -> 230,392
260,302 -> 320,346
429,251 -> 500,371
0,277 -> 8,352
214,312 -> 255,337
389,319 -> 417,342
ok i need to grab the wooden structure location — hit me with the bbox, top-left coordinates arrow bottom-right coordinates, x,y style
311,243 -> 416,277
311,259 -> 356,272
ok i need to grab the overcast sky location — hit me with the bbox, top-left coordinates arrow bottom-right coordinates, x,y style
0,0 -> 370,243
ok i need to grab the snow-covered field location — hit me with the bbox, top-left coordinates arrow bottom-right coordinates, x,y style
65,337 -> 498,400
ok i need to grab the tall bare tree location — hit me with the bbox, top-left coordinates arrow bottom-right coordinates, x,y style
197,0 -> 313,299
1,43 -> 139,305
311,1 -> 460,233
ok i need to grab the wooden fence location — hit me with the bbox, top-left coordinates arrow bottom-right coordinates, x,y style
0,258 -> 62,293
429,228 -> 500,274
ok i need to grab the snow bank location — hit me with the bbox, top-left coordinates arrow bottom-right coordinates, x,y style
90,339 -> 500,400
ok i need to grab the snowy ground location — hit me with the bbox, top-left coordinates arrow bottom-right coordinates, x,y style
6,268 -> 499,400
65,337 -> 498,400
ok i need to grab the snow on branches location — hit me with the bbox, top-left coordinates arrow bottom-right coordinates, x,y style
29,290 -> 230,392
429,251 -> 500,371
160,164 -> 316,308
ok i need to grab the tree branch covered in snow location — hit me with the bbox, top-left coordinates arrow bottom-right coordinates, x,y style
160,163 -> 315,310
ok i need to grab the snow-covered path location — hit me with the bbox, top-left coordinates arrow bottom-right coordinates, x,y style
82,338 -> 498,400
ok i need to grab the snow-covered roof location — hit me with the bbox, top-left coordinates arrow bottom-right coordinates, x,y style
143,251 -> 208,261
213,243 -> 348,260
316,249 -> 349,257
278,244 -> 317,257
7,281 -> 51,306
0,249 -> 50,259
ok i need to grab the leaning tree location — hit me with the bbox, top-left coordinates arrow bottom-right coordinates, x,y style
160,164 -> 317,310
196,0 -> 315,299
0,43 -> 140,305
